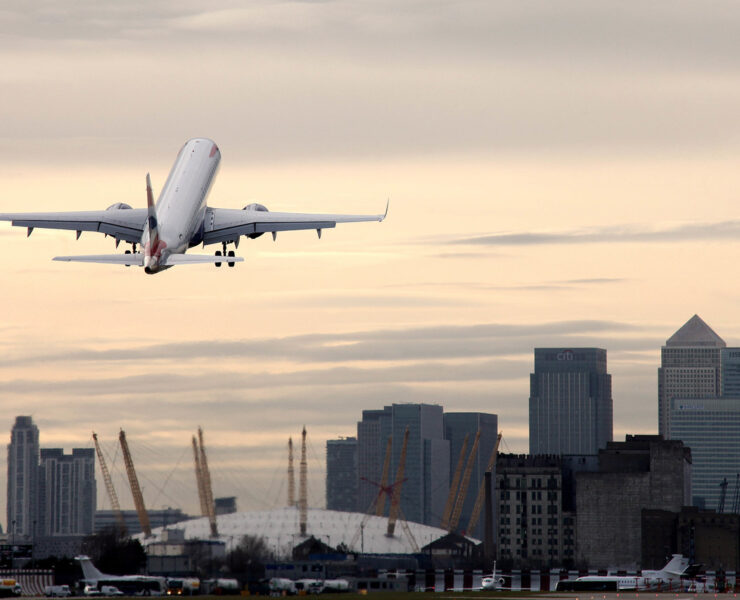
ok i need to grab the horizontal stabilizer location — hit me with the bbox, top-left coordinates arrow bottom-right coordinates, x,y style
164,254 -> 244,265
53,253 -> 144,266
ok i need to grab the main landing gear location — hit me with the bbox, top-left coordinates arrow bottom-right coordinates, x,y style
215,242 -> 236,268
123,243 -> 137,267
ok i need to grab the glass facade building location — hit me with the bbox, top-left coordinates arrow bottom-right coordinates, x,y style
442,412 -> 498,537
356,404 -> 449,526
325,437 -> 358,513
529,348 -> 612,455
669,398 -> 740,509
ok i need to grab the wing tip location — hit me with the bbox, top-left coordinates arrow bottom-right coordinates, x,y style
381,198 -> 390,221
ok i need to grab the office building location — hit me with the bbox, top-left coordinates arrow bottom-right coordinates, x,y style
326,437 -> 358,512
669,397 -> 740,509
7,416 -> 40,541
442,412 -> 498,537
356,404 -> 449,526
38,448 -> 96,536
658,315 -> 725,439
529,348 -> 612,455
576,435 -> 691,569
721,348 -> 740,397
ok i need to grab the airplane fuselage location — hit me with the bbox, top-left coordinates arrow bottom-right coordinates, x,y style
143,138 -> 220,273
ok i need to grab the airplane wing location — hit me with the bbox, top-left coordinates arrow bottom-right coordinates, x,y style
53,253 -> 144,266
202,203 -> 388,246
51,253 -> 244,266
0,208 -> 147,244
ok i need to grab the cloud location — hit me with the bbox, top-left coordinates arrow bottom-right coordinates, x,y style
0,319 -> 648,368
452,221 -> 740,246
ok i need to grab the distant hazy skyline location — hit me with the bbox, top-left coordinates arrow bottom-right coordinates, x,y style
2,0 -> 740,527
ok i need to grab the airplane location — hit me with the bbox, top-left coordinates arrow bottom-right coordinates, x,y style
480,561 -> 509,591
555,554 -> 698,592
0,138 -> 387,274
76,555 -> 166,596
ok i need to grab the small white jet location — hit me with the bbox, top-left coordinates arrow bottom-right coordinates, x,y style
556,554 -> 695,592
480,561 -> 509,591
0,138 -> 387,274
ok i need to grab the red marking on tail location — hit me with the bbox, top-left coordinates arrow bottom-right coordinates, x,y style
210,144 -> 219,158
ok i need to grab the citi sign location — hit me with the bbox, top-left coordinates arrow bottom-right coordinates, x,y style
557,350 -> 575,361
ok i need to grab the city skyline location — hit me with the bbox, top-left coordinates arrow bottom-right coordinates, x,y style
2,1 -> 740,529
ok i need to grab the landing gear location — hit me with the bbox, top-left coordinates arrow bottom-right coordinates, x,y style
215,242 -> 237,268
124,249 -> 131,268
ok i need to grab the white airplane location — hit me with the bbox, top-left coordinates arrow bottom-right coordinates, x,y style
0,138 -> 387,274
556,554 -> 695,592
480,561 -> 508,591
76,555 -> 166,596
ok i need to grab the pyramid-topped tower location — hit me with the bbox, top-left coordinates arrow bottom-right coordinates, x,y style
666,314 -> 726,348
659,315 -> 724,438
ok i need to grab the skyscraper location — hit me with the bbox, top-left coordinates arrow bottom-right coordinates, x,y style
658,315 -> 725,439
7,416 -> 40,541
529,348 -> 612,455
442,412 -> 498,537
669,398 -> 740,509
325,437 -> 358,512
38,448 -> 96,536
356,404 -> 449,526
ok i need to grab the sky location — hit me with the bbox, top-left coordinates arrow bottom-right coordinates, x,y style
2,0 -> 740,526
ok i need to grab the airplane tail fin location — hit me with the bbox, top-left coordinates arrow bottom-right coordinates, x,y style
75,556 -> 106,581
661,554 -> 690,576
145,173 -> 158,239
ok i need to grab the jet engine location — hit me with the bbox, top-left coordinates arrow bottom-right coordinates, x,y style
106,202 -> 133,210
243,203 -> 268,239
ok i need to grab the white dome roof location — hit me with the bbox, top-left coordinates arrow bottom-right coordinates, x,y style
140,507 -> 466,556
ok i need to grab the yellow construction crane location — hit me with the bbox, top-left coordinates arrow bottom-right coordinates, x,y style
375,436 -> 393,516
119,429 -> 151,537
440,433 -> 470,530
448,430 -> 481,532
387,427 -> 409,537
466,432 -> 503,533
197,428 -> 218,538
92,432 -> 126,534
192,435 -> 208,517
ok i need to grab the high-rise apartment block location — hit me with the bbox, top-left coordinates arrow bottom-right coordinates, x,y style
7,417 -> 96,543
325,437 -> 358,512
529,348 -> 612,455
658,315 -> 725,439
7,416 -> 40,540
38,448 -> 96,536
355,404 -> 450,526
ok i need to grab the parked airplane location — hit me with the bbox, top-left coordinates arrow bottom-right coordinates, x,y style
76,556 -> 166,596
0,138 -> 387,273
555,554 -> 697,592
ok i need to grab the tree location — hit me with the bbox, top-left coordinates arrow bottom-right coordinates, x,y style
81,527 -> 146,575
223,535 -> 271,581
